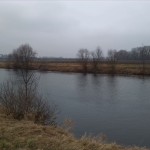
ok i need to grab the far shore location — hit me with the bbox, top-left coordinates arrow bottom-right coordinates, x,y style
1,61 -> 150,76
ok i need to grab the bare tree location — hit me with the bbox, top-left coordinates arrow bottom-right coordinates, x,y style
139,46 -> 150,75
115,50 -> 129,61
91,47 -> 103,73
107,49 -> 118,74
12,44 -> 36,69
0,44 -> 57,124
10,44 -> 37,113
77,49 -> 90,73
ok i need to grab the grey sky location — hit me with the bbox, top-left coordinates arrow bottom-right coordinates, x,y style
0,0 -> 150,57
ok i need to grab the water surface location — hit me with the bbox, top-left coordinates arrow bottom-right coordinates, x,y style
1,69 -> 150,147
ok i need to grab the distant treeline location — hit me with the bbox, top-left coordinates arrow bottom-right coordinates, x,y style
77,46 -> 150,61
76,46 -> 150,74
1,45 -> 150,63
110,46 -> 150,61
33,46 -> 150,62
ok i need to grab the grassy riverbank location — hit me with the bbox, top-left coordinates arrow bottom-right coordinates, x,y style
0,108 -> 148,150
1,61 -> 150,75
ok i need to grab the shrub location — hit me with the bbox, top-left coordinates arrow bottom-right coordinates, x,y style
0,80 -> 57,125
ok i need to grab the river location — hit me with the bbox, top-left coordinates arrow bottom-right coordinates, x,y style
1,69 -> 150,147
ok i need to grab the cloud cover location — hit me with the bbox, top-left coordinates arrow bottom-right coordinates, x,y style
0,1 -> 150,57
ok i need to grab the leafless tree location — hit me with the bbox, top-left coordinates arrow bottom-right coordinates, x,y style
0,44 -> 57,124
10,44 -> 37,113
107,49 -> 118,74
139,46 -> 150,75
115,50 -> 129,60
77,49 -> 90,73
91,47 -> 103,73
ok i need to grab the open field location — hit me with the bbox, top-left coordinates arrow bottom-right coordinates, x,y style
1,61 -> 150,75
0,107 -> 148,150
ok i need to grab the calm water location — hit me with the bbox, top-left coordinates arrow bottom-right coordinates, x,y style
1,69 -> 150,147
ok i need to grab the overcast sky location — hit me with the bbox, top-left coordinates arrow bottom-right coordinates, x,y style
0,0 -> 150,57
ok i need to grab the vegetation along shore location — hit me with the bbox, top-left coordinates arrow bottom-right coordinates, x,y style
0,61 -> 150,76
1,45 -> 150,76
0,108 -> 149,150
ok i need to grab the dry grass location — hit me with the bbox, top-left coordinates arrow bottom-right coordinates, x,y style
0,107 -> 149,150
2,61 -> 150,75
0,62 -> 8,69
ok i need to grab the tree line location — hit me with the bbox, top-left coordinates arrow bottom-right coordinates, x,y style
77,46 -> 150,61
77,46 -> 150,74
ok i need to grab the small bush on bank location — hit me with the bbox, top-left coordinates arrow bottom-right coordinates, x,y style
0,80 -> 57,125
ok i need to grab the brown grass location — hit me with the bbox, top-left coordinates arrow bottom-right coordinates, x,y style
0,107 -> 149,150
2,61 -> 150,76
0,62 -> 8,69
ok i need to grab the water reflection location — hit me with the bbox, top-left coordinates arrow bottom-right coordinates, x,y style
91,74 -> 101,88
76,74 -> 88,88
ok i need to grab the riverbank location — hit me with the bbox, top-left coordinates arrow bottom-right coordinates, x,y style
0,108 -> 148,150
1,61 -> 150,75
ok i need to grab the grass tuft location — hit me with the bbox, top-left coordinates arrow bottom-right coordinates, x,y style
0,109 -> 149,150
